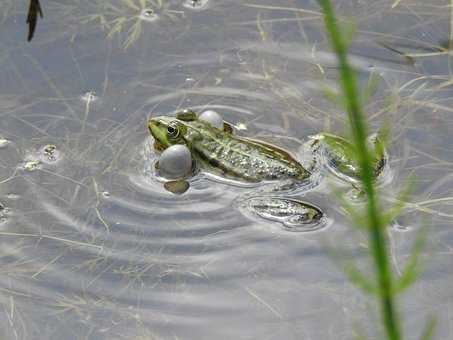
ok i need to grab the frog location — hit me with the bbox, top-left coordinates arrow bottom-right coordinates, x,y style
148,109 -> 324,230
308,132 -> 388,184
148,109 -> 312,183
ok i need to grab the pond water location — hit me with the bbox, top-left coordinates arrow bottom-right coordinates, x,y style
1,0 -> 453,339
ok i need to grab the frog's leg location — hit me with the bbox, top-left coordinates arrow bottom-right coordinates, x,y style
164,180 -> 190,195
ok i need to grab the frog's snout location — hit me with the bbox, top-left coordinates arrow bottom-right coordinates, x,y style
148,118 -> 161,136
148,117 -> 172,151
148,117 -> 158,127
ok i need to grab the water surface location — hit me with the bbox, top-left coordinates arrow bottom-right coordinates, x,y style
1,1 -> 453,339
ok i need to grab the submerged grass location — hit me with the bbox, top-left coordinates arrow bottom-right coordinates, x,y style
318,1 -> 434,339
77,0 -> 185,49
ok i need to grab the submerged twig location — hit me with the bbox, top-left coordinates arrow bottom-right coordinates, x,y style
26,0 -> 43,41
0,232 -> 103,250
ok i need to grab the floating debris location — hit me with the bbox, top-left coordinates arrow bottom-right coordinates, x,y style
0,137 -> 9,148
6,193 -> 19,200
183,0 -> 209,10
23,160 -> 41,171
101,191 -> 111,198
391,220 -> 411,232
235,122 -> 247,131
80,91 -> 98,103
0,202 -> 10,224
139,8 -> 159,22
345,187 -> 367,202
26,0 -> 43,42
40,144 -> 60,163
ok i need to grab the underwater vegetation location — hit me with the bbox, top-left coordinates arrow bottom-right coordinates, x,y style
77,0 -> 185,48
23,0 -> 189,47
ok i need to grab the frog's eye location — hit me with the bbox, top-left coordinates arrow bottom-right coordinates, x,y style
167,122 -> 180,139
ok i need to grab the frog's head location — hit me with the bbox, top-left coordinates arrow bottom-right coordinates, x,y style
149,109 -> 199,151
148,116 -> 190,151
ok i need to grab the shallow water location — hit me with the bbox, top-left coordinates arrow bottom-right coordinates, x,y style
1,0 -> 453,339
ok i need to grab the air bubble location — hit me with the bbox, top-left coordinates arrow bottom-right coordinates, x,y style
40,144 -> 60,163
80,91 -> 98,103
236,122 -> 247,131
183,0 -> 209,10
391,220 -> 411,232
140,8 -> 159,22
0,137 -> 9,148
23,160 -> 41,172
6,193 -> 19,200
0,203 -> 10,224
345,187 -> 366,203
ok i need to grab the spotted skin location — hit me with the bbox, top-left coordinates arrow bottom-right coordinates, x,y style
149,114 -> 310,183
310,132 -> 387,181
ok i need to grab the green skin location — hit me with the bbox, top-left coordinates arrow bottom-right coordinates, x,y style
249,197 -> 323,224
311,132 -> 386,181
148,113 -> 311,183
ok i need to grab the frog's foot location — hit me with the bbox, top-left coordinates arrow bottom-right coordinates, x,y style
164,180 -> 190,195
239,196 -> 328,232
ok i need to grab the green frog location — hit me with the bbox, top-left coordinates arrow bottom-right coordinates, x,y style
147,109 -> 387,230
309,132 -> 388,184
148,109 -> 323,230
148,109 -> 312,183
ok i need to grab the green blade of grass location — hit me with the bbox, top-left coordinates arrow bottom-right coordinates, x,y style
394,228 -> 426,294
419,316 -> 436,340
362,71 -> 382,104
317,1 -> 402,339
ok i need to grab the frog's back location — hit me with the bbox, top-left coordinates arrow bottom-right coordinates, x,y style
189,121 -> 310,182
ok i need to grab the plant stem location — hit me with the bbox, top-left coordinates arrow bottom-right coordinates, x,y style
317,1 -> 401,339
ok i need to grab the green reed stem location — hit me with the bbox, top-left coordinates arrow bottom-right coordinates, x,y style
317,1 -> 401,339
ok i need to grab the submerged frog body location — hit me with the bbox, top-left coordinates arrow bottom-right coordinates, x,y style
148,110 -> 311,183
310,132 -> 387,183
242,197 -> 325,231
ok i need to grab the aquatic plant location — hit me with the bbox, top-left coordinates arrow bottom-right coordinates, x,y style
317,1 -> 434,339
26,0 -> 43,41
79,0 -> 184,48
0,0 -> 15,25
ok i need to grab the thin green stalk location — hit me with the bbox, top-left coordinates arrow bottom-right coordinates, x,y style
317,1 -> 401,340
